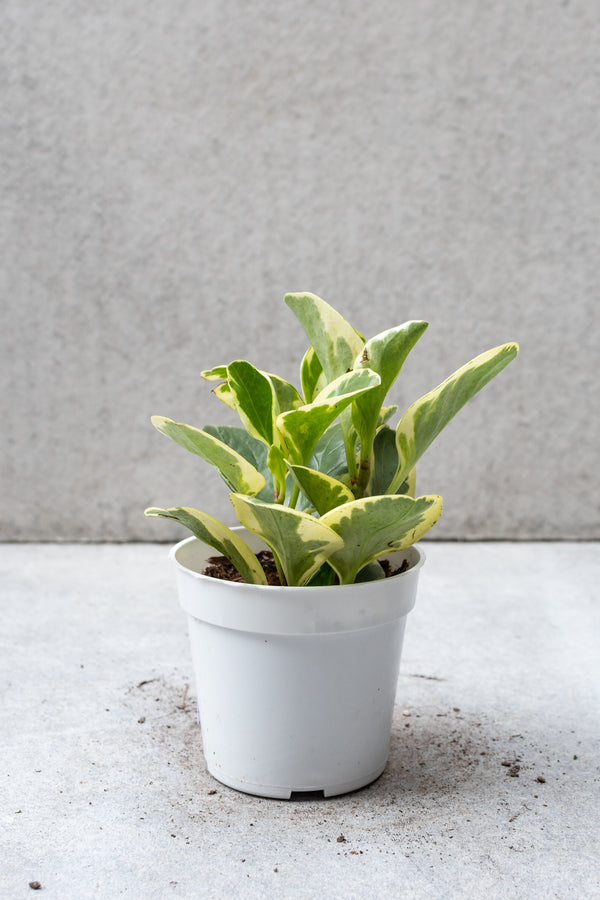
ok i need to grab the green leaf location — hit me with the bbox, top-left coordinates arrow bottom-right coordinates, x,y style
371,426 -> 400,495
230,494 -> 344,587
352,322 -> 428,451
151,416 -> 266,496
390,342 -> 520,492
203,424 -> 275,502
355,561 -> 386,583
285,292 -> 365,383
305,563 -> 338,586
226,360 -> 276,446
321,494 -> 443,584
277,369 -> 381,464
144,506 -> 267,585
370,425 -> 415,497
287,464 -> 355,516
300,345 -> 326,403
308,422 -> 348,481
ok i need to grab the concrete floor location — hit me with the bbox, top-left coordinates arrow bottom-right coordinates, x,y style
2,542 -> 598,899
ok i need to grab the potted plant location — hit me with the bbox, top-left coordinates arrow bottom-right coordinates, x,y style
146,292 -> 518,799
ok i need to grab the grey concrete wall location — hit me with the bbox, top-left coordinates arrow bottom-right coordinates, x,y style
2,1 -> 598,541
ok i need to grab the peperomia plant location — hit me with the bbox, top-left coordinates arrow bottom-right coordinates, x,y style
146,293 -> 518,586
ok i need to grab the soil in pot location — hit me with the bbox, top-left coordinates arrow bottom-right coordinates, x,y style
203,550 -> 409,585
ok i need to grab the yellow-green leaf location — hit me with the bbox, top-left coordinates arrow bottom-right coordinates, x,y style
287,464 -> 355,516
230,494 -> 344,586
321,494 -> 443,584
202,424 -> 275,502
263,372 -> 304,414
213,380 -> 238,410
151,416 -> 266,496
352,321 -> 428,451
277,369 -> 380,464
389,342 -> 519,492
285,292 -> 365,383
200,365 -> 228,381
378,405 -> 398,427
144,506 -> 267,585
300,345 -> 326,403
267,444 -> 288,502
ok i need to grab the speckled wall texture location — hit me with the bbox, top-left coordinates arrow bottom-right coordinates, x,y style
2,2 -> 598,540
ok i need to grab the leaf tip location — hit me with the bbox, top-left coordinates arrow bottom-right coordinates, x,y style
144,507 -> 169,518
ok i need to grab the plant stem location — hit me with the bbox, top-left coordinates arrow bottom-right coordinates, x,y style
353,431 -> 374,498
288,483 -> 300,509
273,476 -> 286,503
339,409 -> 357,481
354,454 -> 372,498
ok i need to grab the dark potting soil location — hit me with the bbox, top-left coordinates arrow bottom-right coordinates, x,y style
203,550 -> 409,585
204,551 -> 281,585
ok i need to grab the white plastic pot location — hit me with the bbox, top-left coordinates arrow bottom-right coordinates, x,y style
171,528 -> 425,799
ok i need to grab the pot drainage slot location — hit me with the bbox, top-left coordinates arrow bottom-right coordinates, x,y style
289,789 -> 325,801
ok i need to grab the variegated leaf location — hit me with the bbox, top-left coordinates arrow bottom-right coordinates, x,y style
151,416 -> 266,495
389,342 -> 519,492
144,506 -> 267,585
267,444 -> 288,502
300,345 -> 326,403
287,464 -> 355,516
378,405 -> 398,427
277,369 -> 380,464
203,424 -> 274,502
200,365 -> 228,381
321,494 -> 443,584
229,494 -> 344,587
285,292 -> 365,382
352,321 -> 428,450
264,371 -> 304,414
213,380 -> 238,410
295,422 -> 349,511
316,368 -> 380,402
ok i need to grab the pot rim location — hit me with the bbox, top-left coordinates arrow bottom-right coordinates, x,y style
169,528 -> 426,592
